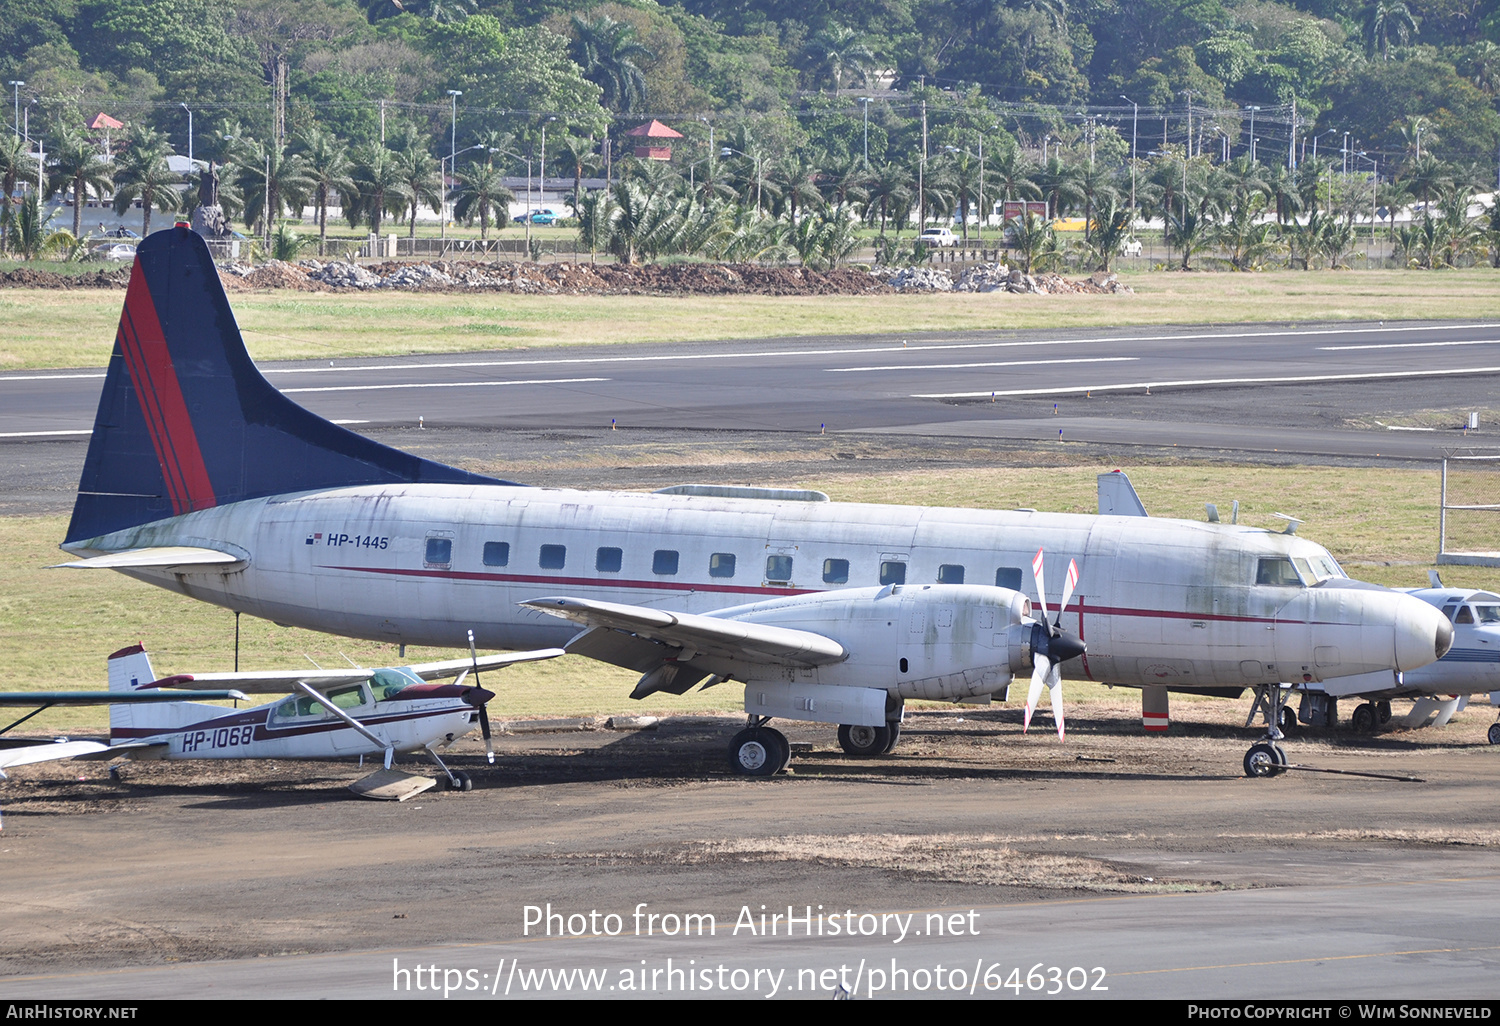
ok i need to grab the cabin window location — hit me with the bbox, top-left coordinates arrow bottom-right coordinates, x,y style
653,549 -> 680,575
539,544 -> 566,570
596,547 -> 622,573
483,541 -> 510,567
424,538 -> 452,567
765,555 -> 793,583
1256,557 -> 1302,587
823,558 -> 849,584
996,567 -> 1023,590
938,564 -> 965,584
709,553 -> 736,578
880,561 -> 906,586
1475,605 -> 1500,623
330,685 -> 366,710
1455,605 -> 1475,624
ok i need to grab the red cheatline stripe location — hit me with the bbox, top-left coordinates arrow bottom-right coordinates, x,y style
116,261 -> 217,515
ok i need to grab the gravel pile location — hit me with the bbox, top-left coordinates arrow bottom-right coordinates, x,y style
881,266 -> 954,291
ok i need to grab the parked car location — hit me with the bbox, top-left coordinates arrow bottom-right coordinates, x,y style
90,243 -> 137,262
918,226 -> 957,247
512,208 -> 559,225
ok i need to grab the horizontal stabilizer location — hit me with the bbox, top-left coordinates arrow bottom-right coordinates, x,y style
55,547 -> 243,572
0,688 -> 248,706
0,740 -> 110,771
521,596 -> 847,667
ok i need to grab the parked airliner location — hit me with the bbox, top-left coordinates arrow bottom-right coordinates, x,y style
58,228 -> 1453,778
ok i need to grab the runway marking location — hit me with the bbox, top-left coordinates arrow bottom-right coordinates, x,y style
0,429 -> 93,438
281,377 -> 609,394
1112,943 -> 1500,977
1320,339 -> 1500,351
826,357 -> 1139,373
915,365 -> 1500,398
241,323 -> 1500,375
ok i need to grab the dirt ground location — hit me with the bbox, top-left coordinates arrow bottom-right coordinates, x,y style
2,692 -> 1496,979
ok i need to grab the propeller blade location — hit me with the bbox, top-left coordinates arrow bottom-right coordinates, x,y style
1056,558 -> 1080,626
1024,659 -> 1048,734
1048,666 -> 1066,741
1031,547 -> 1049,625
479,703 -> 494,765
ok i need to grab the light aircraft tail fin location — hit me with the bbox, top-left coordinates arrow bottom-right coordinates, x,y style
66,225 -> 509,546
106,645 -> 223,740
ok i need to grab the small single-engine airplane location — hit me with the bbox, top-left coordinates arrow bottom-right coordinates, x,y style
2,641 -> 561,800
57,227 -> 1454,779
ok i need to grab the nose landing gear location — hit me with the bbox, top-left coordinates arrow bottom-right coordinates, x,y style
1244,684 -> 1292,778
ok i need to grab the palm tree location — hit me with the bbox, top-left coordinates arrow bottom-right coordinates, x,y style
1008,209 -> 1053,274
0,134 -> 39,254
111,130 -> 181,238
570,15 -> 655,114
47,127 -> 113,241
1088,198 -> 1133,272
863,161 -> 911,235
238,141 -> 313,240
946,149 -> 989,241
1074,161 -> 1118,245
1166,208 -> 1212,270
394,144 -> 442,238
768,153 -> 822,227
989,145 -> 1041,204
452,161 -> 513,240
554,135 -> 601,216
799,24 -> 876,92
296,128 -> 355,255
1033,156 -> 1082,220
1401,152 -> 1451,208
349,144 -> 411,237
1364,0 -> 1418,61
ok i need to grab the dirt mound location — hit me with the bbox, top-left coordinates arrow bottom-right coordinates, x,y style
0,267 -> 129,289
353,259 -> 896,296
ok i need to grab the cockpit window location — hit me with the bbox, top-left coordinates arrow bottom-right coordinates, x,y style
370,668 -> 421,701
1256,557 -> 1303,587
1455,606 -> 1476,624
1473,605 -> 1500,624
1293,553 -> 1345,583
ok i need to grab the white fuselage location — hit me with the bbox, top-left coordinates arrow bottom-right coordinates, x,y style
69,483 -> 1448,693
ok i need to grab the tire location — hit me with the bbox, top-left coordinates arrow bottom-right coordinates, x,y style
837,723 -> 892,757
881,720 -> 902,755
764,728 -> 791,772
1377,700 -> 1392,724
1351,703 -> 1377,735
728,728 -> 780,777
1277,704 -> 1297,735
1244,741 -> 1283,778
1488,723 -> 1500,746
455,771 -> 473,792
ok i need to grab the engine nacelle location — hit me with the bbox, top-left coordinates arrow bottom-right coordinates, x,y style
720,584 -> 1037,702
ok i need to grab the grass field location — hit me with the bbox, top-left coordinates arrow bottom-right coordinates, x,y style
2,267 -> 1498,370
4,462 -> 1494,734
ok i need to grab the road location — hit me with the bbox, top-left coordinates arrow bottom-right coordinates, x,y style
6,320 -> 1500,460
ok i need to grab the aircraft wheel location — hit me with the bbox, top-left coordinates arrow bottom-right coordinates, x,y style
1377,701 -> 1392,724
1244,742 -> 1285,778
1351,703 -> 1378,735
1488,723 -> 1500,746
765,728 -> 791,772
108,765 -> 123,784
728,728 -> 781,777
881,720 -> 902,754
455,771 -> 473,792
1277,705 -> 1297,735
837,723 -> 892,757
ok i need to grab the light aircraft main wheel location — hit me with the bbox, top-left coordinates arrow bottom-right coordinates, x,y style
838,723 -> 892,757
1244,742 -> 1285,778
728,728 -> 781,777
1377,701 -> 1392,724
1488,723 -> 1500,746
881,720 -> 902,755
1351,703 -> 1378,735
455,771 -> 473,792
1277,705 -> 1298,735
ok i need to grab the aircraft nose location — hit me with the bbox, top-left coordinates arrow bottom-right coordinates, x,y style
1393,595 -> 1453,671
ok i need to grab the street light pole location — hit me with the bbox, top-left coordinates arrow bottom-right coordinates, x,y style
1247,106 -> 1260,163
445,90 -> 461,240
8,81 -> 21,141
1121,95 -> 1137,215
180,103 -> 193,170
859,96 -> 871,166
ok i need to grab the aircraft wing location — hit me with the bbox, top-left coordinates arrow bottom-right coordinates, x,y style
403,648 -> 566,681
0,740 -> 110,772
53,546 -> 245,573
0,689 -> 250,705
147,669 -> 374,694
520,596 -> 848,668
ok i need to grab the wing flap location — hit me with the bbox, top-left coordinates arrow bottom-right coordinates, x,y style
521,596 -> 847,667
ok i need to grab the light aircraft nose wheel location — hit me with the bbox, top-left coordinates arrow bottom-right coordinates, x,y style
1488,723 -> 1500,746
1351,703 -> 1378,735
838,723 -> 892,757
1244,741 -> 1288,778
454,771 -> 473,792
728,727 -> 784,777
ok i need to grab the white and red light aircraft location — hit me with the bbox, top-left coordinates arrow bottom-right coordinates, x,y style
57,228 -> 1453,778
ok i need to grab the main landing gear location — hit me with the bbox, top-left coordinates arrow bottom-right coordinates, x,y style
837,695 -> 905,757
1350,700 -> 1393,734
728,717 -> 790,777
425,746 -> 474,791
1244,685 -> 1292,778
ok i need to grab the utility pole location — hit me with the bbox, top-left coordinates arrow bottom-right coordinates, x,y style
1121,95 -> 1137,215
1248,106 -> 1260,163
1181,91 -> 1194,158
859,96 -> 871,166
380,100 -> 386,145
1288,96 -> 1296,169
180,103 -> 193,170
918,86 -> 927,232
446,90 -> 461,240
7,81 -> 20,140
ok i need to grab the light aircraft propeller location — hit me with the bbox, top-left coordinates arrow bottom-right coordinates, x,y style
1024,549 -> 1086,740
467,630 -> 495,765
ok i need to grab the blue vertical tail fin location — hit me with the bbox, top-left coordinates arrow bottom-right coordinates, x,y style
66,226 -> 507,546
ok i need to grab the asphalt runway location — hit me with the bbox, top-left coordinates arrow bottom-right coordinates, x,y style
7,320 -> 1500,460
